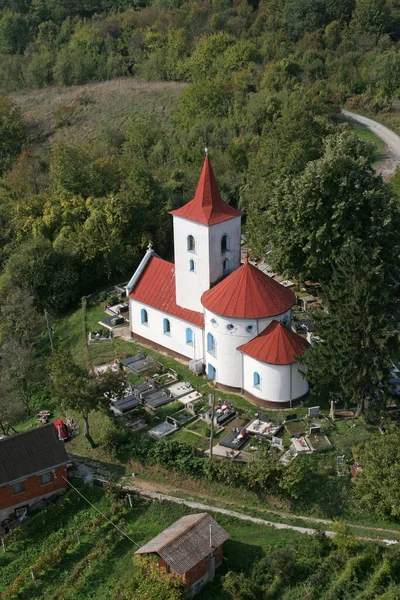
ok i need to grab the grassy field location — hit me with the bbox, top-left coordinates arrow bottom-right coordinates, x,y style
10,78 -> 186,147
0,483 -> 306,600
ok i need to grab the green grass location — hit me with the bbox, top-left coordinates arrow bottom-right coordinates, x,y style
174,428 -> 210,450
329,418 -> 380,458
0,483 -> 307,600
10,78 -> 186,149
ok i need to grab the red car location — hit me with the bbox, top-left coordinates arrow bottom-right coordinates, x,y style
54,419 -> 69,441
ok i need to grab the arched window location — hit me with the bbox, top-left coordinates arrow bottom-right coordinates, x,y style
163,318 -> 171,335
207,333 -> 216,356
208,363 -> 216,380
186,328 -> 193,345
221,234 -> 229,253
223,258 -> 229,273
189,259 -> 195,272
187,235 -> 195,252
253,372 -> 261,390
141,308 -> 148,325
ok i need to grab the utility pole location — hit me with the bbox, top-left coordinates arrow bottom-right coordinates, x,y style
209,394 -> 215,459
44,310 -> 54,352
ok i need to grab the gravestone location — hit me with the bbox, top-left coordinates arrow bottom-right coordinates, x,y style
285,413 -> 298,422
309,425 -> 321,435
337,455 -> 345,466
270,436 -> 284,450
308,406 -> 320,418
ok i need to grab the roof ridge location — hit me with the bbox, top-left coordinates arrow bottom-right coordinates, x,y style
0,423 -> 52,444
158,513 -> 209,551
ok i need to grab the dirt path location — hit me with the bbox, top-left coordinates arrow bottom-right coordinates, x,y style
342,109 -> 400,178
121,477 -> 398,546
119,475 -> 400,543
70,457 -> 400,545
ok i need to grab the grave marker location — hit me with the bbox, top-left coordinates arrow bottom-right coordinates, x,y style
308,406 -> 320,418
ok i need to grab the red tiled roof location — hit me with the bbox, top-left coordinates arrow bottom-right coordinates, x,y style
201,259 -> 296,319
129,256 -> 204,328
238,320 -> 310,365
169,155 -> 243,226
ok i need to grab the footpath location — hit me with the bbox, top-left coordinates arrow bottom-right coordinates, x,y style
70,455 -> 400,546
121,475 -> 400,546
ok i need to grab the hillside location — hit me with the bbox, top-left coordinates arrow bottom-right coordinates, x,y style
10,78 -> 186,147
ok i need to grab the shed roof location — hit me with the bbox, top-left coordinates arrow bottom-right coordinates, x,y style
135,513 -> 229,575
201,258 -> 296,319
0,424 -> 69,486
169,155 -> 243,226
129,255 -> 204,328
238,320 -> 310,365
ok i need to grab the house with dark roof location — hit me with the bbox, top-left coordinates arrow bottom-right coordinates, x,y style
126,152 -> 309,407
0,424 -> 69,523
135,513 -> 229,596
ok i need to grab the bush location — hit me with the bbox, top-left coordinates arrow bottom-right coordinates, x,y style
54,105 -> 76,128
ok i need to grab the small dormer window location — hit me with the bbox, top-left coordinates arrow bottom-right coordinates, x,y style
187,235 -> 195,253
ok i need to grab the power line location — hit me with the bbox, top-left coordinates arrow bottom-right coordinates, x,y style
61,476 -> 140,548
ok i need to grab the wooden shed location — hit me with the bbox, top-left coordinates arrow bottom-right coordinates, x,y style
135,512 -> 229,596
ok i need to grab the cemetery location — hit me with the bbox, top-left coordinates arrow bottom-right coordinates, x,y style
99,344 -> 356,462
72,297 -> 387,469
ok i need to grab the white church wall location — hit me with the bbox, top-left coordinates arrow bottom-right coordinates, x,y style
257,310 -> 292,335
242,355 -> 308,403
291,362 -> 309,399
203,309 -> 293,388
208,217 -> 241,286
130,299 -> 204,360
173,217 -> 211,313
173,215 -> 242,313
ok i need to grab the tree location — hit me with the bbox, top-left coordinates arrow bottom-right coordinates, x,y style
185,31 -> 235,81
356,432 -> 400,517
0,11 -> 30,54
243,444 -> 282,492
0,381 -> 24,435
305,240 -> 395,414
0,338 -> 41,415
263,132 -> 400,284
0,96 -> 25,175
0,236 -> 80,311
351,0 -> 389,43
0,285 -> 44,345
242,92 -> 333,257
118,556 -> 185,600
49,350 -> 126,447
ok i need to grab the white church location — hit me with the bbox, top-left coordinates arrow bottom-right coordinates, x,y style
126,154 -> 309,407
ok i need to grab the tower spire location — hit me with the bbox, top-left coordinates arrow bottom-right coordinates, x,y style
169,154 -> 243,226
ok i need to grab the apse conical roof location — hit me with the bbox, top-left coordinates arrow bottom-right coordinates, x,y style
201,260 -> 296,319
237,320 -> 310,365
169,155 -> 243,226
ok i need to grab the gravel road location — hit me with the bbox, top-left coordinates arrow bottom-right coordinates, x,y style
342,109 -> 400,178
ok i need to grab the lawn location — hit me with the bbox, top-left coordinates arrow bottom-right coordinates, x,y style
0,482 -> 307,600
11,78 -> 186,149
